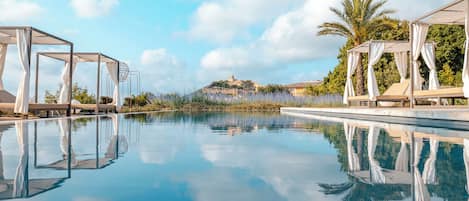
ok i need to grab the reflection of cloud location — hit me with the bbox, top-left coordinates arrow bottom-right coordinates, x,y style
138,128 -> 186,164
185,169 -> 283,201
197,135 -> 345,201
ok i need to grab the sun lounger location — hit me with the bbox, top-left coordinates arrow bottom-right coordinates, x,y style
414,87 -> 464,105
348,80 -> 409,107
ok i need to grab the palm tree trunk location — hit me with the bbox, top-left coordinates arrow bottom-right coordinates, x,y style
355,54 -> 365,95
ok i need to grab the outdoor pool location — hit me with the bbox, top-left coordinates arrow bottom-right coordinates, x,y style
0,112 -> 466,200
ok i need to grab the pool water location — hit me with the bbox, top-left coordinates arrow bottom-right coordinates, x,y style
0,112 -> 465,200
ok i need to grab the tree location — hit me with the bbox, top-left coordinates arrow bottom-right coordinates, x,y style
257,85 -> 290,94
317,0 -> 395,95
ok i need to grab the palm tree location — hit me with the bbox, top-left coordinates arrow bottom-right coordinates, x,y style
317,0 -> 395,95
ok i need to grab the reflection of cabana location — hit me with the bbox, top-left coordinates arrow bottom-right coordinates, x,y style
36,52 -> 124,114
345,40 -> 436,106
0,26 -> 73,116
0,121 -> 69,199
410,0 -> 469,107
35,115 -> 127,170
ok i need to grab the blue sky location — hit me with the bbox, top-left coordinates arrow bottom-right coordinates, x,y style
0,0 -> 454,98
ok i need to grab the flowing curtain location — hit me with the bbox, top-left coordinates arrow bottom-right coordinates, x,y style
14,29 -> 32,114
105,114 -> 119,159
411,23 -> 429,91
106,62 -> 120,109
343,52 -> 360,104
368,126 -> 385,183
58,119 -> 77,167
421,43 -> 440,90
13,121 -> 28,197
395,132 -> 409,172
413,138 -> 430,201
422,138 -> 438,184
58,61 -> 77,104
464,0 -> 469,97
394,52 -> 408,83
462,139 -> 469,201
0,44 -> 8,90
344,123 -> 360,171
367,42 -> 384,101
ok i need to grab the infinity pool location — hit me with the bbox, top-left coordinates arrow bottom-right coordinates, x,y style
0,112 -> 465,200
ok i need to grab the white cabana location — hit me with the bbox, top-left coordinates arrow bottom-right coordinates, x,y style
0,27 -> 73,115
345,40 -> 437,104
346,41 -> 411,103
37,52 -> 122,113
411,0 -> 468,105
344,122 -> 360,171
367,126 -> 386,183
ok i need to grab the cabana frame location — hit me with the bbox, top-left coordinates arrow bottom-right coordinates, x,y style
0,26 -> 73,116
36,52 -> 120,114
410,0 -> 468,108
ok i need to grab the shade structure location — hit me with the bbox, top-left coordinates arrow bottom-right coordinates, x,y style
37,52 -> 122,111
345,40 -> 437,104
412,0 -> 469,101
346,41 -> 411,103
0,26 -> 72,115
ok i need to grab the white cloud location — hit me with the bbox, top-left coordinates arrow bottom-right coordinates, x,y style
139,49 -> 194,93
200,0 -> 343,71
0,0 -> 43,22
70,0 -> 119,18
186,0 -> 302,44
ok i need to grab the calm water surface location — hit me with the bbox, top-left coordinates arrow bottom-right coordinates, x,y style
0,112 -> 465,200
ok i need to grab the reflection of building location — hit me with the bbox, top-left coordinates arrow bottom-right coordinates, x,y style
284,81 -> 322,97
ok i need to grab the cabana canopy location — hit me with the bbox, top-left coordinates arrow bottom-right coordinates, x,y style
0,26 -> 73,115
37,52 -> 123,111
345,40 -> 411,104
411,0 -> 469,106
345,40 -> 437,104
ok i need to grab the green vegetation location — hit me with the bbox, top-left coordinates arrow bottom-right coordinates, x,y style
257,84 -> 290,94
208,80 -> 256,90
44,83 -> 96,104
317,0 -> 395,95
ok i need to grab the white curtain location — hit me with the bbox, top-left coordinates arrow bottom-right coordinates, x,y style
367,42 -> 384,101
344,52 -> 360,104
13,121 -> 28,197
58,119 -> 77,167
58,61 -> 77,104
422,138 -> 438,184
368,126 -> 385,183
395,132 -> 409,172
14,29 -> 32,114
344,123 -> 360,171
411,23 -> 429,91
394,52 -> 408,83
0,44 -> 8,90
464,0 -> 469,97
106,62 -> 120,110
464,139 -> 469,197
413,138 -> 430,201
422,43 -> 440,90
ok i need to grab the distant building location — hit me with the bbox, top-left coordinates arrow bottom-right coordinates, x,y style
202,75 -> 261,96
284,80 -> 322,97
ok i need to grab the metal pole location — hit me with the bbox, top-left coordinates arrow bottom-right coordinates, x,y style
67,118 -> 72,178
34,121 -> 37,167
96,54 -> 101,114
25,28 -> 32,117
95,116 -> 99,168
410,132 -> 415,201
67,44 -> 74,116
116,62 -> 120,113
129,73 -> 132,112
409,23 -> 415,108
34,53 -> 39,103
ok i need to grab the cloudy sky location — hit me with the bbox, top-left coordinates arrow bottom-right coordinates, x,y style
0,0 -> 453,96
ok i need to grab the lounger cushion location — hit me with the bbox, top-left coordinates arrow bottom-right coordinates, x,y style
414,87 -> 463,98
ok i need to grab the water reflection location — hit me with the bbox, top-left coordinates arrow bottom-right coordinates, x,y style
0,112 -> 468,200
290,113 -> 469,201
